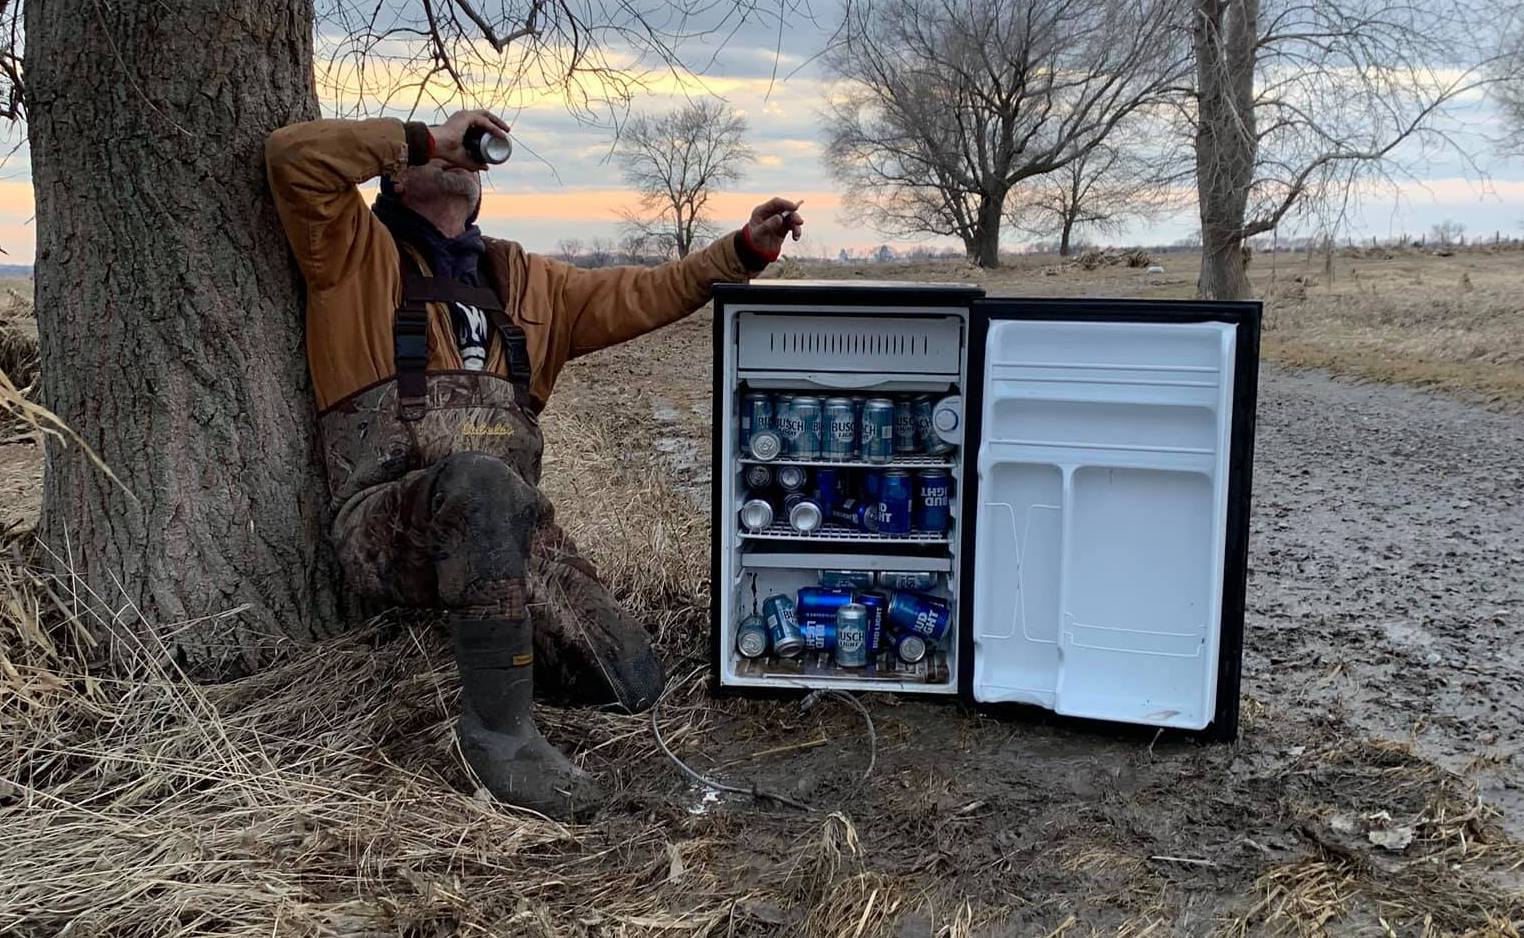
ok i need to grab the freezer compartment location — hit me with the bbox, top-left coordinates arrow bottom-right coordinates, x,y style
736,311 -> 962,375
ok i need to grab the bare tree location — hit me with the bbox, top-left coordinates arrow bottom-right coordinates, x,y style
556,238 -> 585,263
618,232 -> 650,265
615,100 -> 754,259
1005,142 -> 1184,255
1430,220 -> 1467,247
822,0 -> 1188,268
1189,0 -> 1521,299
585,237 -> 615,267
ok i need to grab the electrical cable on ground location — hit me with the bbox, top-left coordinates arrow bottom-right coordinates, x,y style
801,689 -> 877,781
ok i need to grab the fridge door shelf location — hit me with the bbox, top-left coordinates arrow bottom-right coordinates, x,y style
739,454 -> 955,469
740,521 -> 951,544
732,650 -> 952,685
739,548 -> 951,572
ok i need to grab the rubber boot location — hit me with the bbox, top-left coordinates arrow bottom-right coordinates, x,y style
454,615 -> 605,821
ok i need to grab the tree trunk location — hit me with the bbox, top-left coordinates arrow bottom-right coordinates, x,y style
972,194 -> 1003,269
27,0 -> 344,676
1058,216 -> 1075,257
1193,0 -> 1258,300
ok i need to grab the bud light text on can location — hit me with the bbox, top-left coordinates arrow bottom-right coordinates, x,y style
743,464 -> 773,490
820,569 -> 874,590
784,494 -> 823,533
894,631 -> 928,665
749,429 -> 784,462
814,466 -> 841,517
762,594 -> 804,657
862,399 -> 896,464
876,469 -> 914,536
791,396 -> 823,459
854,589 -> 888,655
777,465 -> 808,493
800,620 -> 836,652
886,591 -> 952,643
893,398 -> 920,455
834,604 -> 869,668
741,392 -> 772,454
823,397 -> 856,461
830,497 -> 880,533
915,469 -> 952,534
878,571 -> 940,592
739,498 -> 774,532
797,586 -> 855,620
736,614 -> 769,658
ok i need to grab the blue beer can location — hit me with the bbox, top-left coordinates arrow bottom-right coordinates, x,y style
862,399 -> 895,464
823,398 -> 856,461
762,593 -> 804,657
830,497 -> 880,533
741,392 -> 773,454
893,399 -> 920,454
820,569 -> 875,590
876,469 -> 914,535
853,589 -> 889,654
800,620 -> 836,652
915,469 -> 952,533
814,466 -> 842,517
796,586 -> 855,620
791,396 -> 824,459
861,468 -> 883,501
886,591 -> 952,642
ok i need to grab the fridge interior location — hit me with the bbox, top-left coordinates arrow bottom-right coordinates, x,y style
717,303 -> 971,694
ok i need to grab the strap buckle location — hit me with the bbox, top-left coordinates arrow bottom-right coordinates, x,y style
394,302 -> 430,422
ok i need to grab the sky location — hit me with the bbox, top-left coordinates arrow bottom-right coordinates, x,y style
0,6 -> 1519,263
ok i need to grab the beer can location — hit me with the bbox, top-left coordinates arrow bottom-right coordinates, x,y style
784,494 -> 823,533
861,468 -> 883,501
797,586 -> 855,620
915,469 -> 952,534
852,397 -> 867,458
736,614 -> 769,658
878,571 -> 941,592
741,392 -> 773,454
886,591 -> 952,642
774,398 -> 802,456
925,395 -> 958,455
762,593 -> 804,657
834,604 -> 869,668
894,631 -> 929,665
749,429 -> 784,462
823,397 -> 856,461
800,620 -> 836,652
739,498 -> 774,532
854,589 -> 888,654
820,569 -> 874,590
463,124 -> 513,165
814,466 -> 841,517
830,497 -> 880,533
743,464 -> 773,490
777,465 -> 808,493
893,398 -> 920,454
876,469 -> 914,536
911,396 -> 936,453
862,399 -> 896,464
791,396 -> 823,459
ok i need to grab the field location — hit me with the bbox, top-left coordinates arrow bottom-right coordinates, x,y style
2,247 -> 1523,936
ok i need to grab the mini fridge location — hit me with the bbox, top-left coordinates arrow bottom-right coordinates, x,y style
708,282 -> 1260,740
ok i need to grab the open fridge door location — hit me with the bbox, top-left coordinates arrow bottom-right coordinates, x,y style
960,299 -> 1259,738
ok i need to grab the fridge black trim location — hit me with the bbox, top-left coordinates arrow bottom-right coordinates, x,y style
956,298 -> 1261,742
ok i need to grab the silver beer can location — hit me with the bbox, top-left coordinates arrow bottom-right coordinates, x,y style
784,494 -> 823,533
777,465 -> 809,493
744,464 -> 774,490
823,397 -> 857,461
834,603 -> 869,668
736,614 -> 769,658
739,498 -> 775,532
749,429 -> 785,462
791,396 -> 823,459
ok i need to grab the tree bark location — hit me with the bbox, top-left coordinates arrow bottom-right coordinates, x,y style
1193,0 -> 1258,300
26,0 -> 344,676
1059,216 -> 1075,257
972,193 -> 1003,269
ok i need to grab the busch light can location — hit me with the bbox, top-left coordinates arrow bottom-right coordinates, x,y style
893,399 -> 920,454
741,392 -> 773,454
744,464 -> 773,490
736,613 -> 769,658
749,428 -> 784,462
862,399 -> 895,464
820,569 -> 874,590
774,398 -> 802,456
915,469 -> 952,533
784,493 -> 823,533
876,469 -> 914,536
894,631 -> 929,665
814,466 -> 841,517
834,604 -> 869,668
762,594 -> 804,657
887,591 -> 952,643
912,395 -> 954,455
800,620 -> 836,652
852,397 -> 867,457
739,498 -> 774,532
791,396 -> 823,459
854,589 -> 888,655
830,497 -> 880,533
777,465 -> 809,493
797,586 -> 855,620
878,571 -> 940,591
823,397 -> 856,461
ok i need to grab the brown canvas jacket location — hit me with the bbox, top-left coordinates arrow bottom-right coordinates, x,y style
265,117 -> 756,411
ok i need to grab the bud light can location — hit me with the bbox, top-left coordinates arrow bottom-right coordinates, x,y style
893,399 -> 920,454
894,631 -> 929,665
741,392 -> 773,454
744,464 -> 773,490
862,399 -> 895,464
915,469 -> 952,533
820,569 -> 874,590
823,397 -> 856,461
854,589 -> 888,654
878,571 -> 940,592
777,465 -> 808,493
762,594 -> 804,657
887,591 -> 952,643
739,498 -> 774,532
834,604 -> 869,668
736,614 -> 769,658
797,586 -> 855,620
791,396 -> 823,459
830,497 -> 879,533
800,620 -> 836,652
749,429 -> 784,461
876,469 -> 914,536
784,494 -> 823,533
814,466 -> 841,517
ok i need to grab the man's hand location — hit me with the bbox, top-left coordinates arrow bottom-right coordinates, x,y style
743,197 -> 806,262
429,110 -> 512,169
